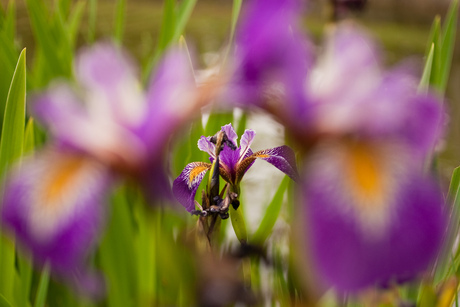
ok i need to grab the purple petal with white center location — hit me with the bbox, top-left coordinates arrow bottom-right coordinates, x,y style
197,136 -> 216,159
310,25 -> 444,157
304,174 -> 446,292
302,140 -> 446,292
221,124 -> 238,148
31,86 -> 148,171
238,129 -> 256,162
0,148 -> 112,289
172,162 -> 212,212
75,43 -> 146,128
237,145 -> 299,183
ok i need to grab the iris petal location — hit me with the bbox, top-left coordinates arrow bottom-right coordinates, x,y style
221,123 -> 238,148
0,148 -> 111,281
303,139 -> 446,291
172,162 -> 212,212
237,145 -> 298,183
238,129 -> 256,163
197,136 -> 216,159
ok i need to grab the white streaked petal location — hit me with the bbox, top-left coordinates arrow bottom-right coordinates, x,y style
306,139 -> 411,238
21,149 -> 111,243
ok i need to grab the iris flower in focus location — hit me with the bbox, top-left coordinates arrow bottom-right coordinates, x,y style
233,0 -> 447,294
0,44 -> 200,293
172,123 -> 298,214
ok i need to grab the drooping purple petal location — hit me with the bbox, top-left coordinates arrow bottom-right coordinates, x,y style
302,139 -> 446,292
236,145 -> 299,183
0,148 -> 112,285
172,162 -> 212,212
238,129 -> 256,162
304,173 -> 445,292
198,136 -> 216,159
221,124 -> 238,148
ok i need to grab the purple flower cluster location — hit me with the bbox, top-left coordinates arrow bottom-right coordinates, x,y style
232,0 -> 447,294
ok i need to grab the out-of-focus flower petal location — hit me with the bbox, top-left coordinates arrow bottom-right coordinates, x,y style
142,48 -> 197,157
310,25 -> 444,157
237,0 -> 301,84
172,162 -> 212,212
237,145 -> 299,183
32,84 -> 147,171
0,149 -> 111,281
75,43 -> 146,127
303,139 -> 446,292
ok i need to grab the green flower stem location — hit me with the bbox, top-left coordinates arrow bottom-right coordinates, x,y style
229,185 -> 247,244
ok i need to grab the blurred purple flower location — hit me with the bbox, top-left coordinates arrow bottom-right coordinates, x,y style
172,124 -> 298,212
231,0 -> 311,116
0,44 -> 199,294
233,0 -> 447,294
300,27 -> 446,292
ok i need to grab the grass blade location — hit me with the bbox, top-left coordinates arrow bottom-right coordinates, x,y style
229,0 -> 243,44
0,48 -> 26,176
252,176 -> 288,245
114,0 -> 126,44
419,43 -> 434,92
33,263 -> 50,307
173,0 -> 197,42
87,0 -> 97,42
0,48 -> 26,303
439,0 -> 458,94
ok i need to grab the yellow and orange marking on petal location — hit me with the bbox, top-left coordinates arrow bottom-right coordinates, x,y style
186,162 -> 211,188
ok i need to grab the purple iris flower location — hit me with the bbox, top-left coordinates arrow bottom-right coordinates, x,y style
172,123 -> 298,213
300,26 -> 447,293
0,44 -> 198,293
234,0 -> 447,294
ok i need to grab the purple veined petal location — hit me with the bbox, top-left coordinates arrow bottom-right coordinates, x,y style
75,43 -> 146,127
302,139 -> 446,292
238,129 -> 256,163
236,145 -> 299,183
219,145 -> 242,183
0,148 -> 112,284
221,124 -> 238,148
197,136 -> 216,159
172,162 -> 212,212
